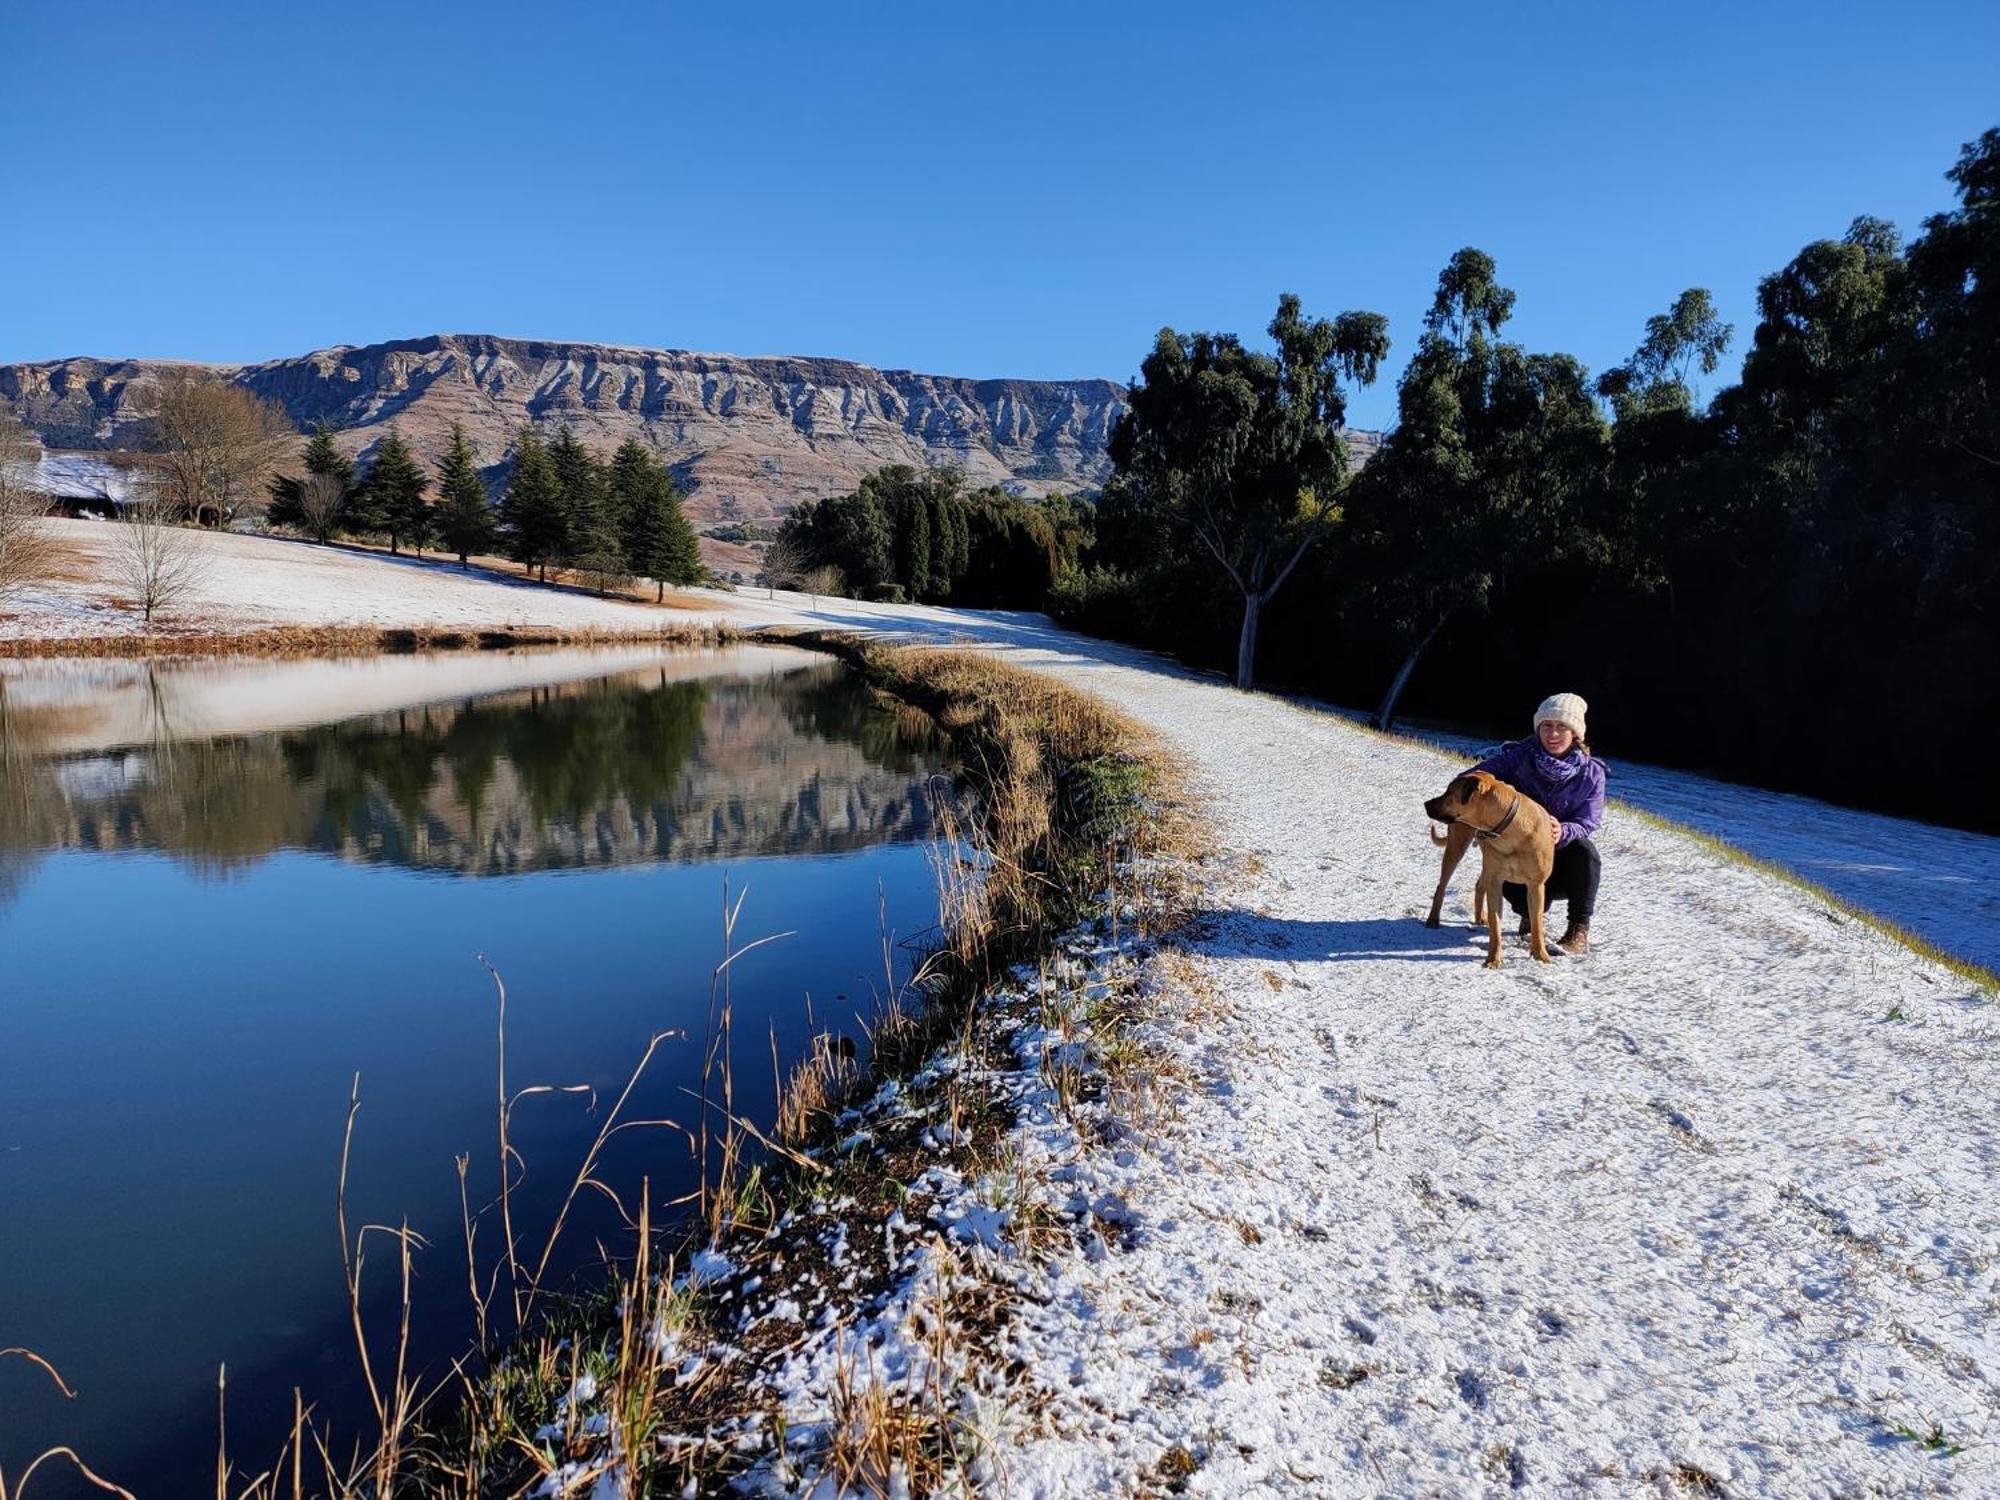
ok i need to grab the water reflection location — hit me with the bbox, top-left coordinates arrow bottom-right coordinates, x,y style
0,648 -> 946,879
0,645 -> 950,1492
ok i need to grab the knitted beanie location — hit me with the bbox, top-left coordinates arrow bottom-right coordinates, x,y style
1534,692 -> 1588,742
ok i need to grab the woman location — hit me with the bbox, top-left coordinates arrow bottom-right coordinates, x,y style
1468,692 -> 1605,955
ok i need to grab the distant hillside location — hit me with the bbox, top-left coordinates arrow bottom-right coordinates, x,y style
0,334 -> 1382,527
0,334 -> 1130,525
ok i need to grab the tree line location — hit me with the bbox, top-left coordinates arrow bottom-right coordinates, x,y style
1056,126 -> 1999,830
768,464 -> 1093,607
270,422 -> 705,596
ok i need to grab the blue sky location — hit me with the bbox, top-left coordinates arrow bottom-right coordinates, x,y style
2,1 -> 1995,429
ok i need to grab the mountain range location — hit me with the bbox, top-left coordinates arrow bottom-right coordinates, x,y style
2,333 -> 1384,528
1,333 -> 1132,525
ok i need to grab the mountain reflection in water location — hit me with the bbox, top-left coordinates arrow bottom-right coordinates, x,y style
0,645 -> 952,1492
0,649 -> 948,878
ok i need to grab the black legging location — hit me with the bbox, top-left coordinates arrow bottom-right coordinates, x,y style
1503,838 -> 1601,922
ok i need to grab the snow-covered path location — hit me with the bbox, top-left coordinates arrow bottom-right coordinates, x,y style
925,635 -> 2000,1497
1406,722 -> 2000,979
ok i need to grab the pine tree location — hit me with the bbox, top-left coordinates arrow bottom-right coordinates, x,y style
434,422 -> 495,567
362,425 -> 431,556
547,425 -> 607,568
661,476 -> 704,586
267,421 -> 354,542
610,439 -> 704,600
499,428 -> 568,581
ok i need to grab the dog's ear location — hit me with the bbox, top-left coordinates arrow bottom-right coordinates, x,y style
1448,774 -> 1478,803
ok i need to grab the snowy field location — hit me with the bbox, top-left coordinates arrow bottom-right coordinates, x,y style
9,527 -> 1998,1494
0,520 -> 712,638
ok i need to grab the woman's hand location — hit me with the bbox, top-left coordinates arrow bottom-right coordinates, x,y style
1548,812 -> 1563,845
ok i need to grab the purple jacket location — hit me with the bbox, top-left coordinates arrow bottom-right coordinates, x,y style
1469,739 -> 1607,849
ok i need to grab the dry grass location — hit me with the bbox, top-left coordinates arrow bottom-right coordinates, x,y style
0,620 -> 741,660
23,531 -> 97,586
0,1348 -> 140,1499
319,538 -> 721,613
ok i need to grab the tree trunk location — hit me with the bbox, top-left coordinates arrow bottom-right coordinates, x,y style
656,580 -> 664,602
1234,590 -> 1262,690
1374,609 -> 1452,730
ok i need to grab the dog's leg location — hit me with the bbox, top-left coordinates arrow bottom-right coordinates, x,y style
1425,823 -> 1470,928
1481,871 -> 1503,969
1527,879 -> 1552,962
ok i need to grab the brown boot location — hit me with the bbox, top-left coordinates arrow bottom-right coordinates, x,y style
1554,920 -> 1590,956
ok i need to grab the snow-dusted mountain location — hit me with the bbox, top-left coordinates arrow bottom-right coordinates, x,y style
0,334 -> 1133,524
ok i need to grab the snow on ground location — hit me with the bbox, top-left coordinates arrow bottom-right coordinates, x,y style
0,520 -> 713,638
729,586 -> 2000,979
1396,722 -> 2000,980
14,518 -> 2000,1492
960,651 -> 1999,1496
712,597 -> 2000,1494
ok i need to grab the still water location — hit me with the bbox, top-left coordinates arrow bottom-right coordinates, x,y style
0,644 -> 950,1492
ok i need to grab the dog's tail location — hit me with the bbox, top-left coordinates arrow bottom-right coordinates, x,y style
1428,824 -> 1450,847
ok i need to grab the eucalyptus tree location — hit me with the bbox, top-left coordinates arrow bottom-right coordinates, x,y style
1596,288 -> 1733,416
1109,293 -> 1389,688
1347,250 -> 1608,727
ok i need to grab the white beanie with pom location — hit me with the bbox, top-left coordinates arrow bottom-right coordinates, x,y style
1534,692 -> 1588,742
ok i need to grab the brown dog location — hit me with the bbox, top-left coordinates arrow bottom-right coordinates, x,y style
1423,819 -> 1486,929
1422,771 -> 1555,967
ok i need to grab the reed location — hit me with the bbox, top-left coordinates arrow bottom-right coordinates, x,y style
0,1348 -> 140,1500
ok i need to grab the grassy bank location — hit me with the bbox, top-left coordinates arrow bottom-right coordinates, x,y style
0,621 -> 741,659
182,632 -> 1190,1497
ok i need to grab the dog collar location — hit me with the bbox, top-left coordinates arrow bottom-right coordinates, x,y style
1473,793 -> 1522,841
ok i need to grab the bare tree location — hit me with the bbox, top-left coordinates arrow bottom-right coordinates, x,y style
800,563 -> 843,613
142,368 -> 293,528
297,470 -> 348,544
761,532 -> 808,600
0,411 -> 57,601
113,492 -> 211,625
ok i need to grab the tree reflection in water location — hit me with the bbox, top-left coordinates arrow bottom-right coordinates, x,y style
0,658 -> 949,882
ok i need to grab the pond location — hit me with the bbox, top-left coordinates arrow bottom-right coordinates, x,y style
0,643 -> 953,1492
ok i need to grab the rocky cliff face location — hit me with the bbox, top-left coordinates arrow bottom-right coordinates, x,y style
0,334 -> 1131,524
